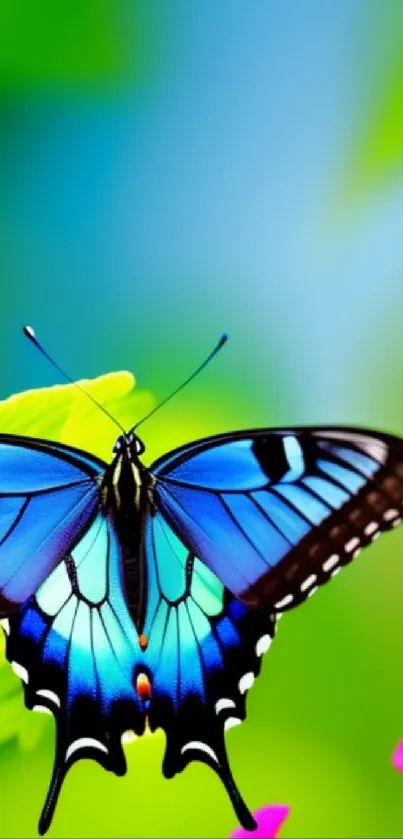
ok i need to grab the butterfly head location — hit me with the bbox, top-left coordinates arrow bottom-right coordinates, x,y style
113,431 -> 145,459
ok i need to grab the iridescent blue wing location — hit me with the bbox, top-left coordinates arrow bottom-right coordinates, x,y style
4,509 -> 276,833
0,434 -> 105,614
152,427 -> 403,611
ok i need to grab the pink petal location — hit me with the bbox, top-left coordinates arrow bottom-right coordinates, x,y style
230,805 -> 290,839
392,740 -> 403,772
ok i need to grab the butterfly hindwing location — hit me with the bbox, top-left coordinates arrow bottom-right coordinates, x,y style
0,434 -> 105,613
152,427 -> 403,611
5,510 -> 148,834
142,509 -> 276,830
4,508 -> 276,833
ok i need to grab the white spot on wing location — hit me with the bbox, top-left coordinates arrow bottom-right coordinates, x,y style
65,737 -> 108,763
215,698 -> 236,715
384,509 -> 399,522
345,537 -> 360,553
224,717 -> 242,731
331,567 -> 341,578
300,574 -> 317,592
239,672 -> 255,694
274,594 -> 293,609
365,522 -> 379,537
33,704 -> 52,715
12,661 -> 28,684
181,741 -> 219,764
1,618 -> 10,636
36,689 -> 61,708
307,585 -> 318,598
322,554 -> 339,573
255,634 -> 272,657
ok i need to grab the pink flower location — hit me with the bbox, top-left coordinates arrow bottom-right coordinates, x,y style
392,740 -> 403,772
230,805 -> 290,839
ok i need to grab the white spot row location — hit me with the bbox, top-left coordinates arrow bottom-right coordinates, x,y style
273,553 -> 342,610
214,632 -> 275,736
214,697 -> 241,730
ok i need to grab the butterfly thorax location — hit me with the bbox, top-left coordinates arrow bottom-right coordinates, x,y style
100,449 -> 152,633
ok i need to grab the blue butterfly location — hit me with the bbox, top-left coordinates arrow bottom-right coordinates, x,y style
1,329 -> 403,835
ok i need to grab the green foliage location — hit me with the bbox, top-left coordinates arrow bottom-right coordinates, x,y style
0,1 -> 151,92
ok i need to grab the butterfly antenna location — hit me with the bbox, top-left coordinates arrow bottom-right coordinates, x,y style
23,325 -> 126,434
134,332 -> 228,430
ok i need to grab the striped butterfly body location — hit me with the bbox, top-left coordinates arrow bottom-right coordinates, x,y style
101,434 -> 153,631
1,422 -> 403,835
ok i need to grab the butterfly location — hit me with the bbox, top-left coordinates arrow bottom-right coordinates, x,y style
1,328 -> 403,835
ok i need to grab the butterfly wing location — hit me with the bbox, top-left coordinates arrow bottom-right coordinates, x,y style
5,510 -> 146,834
151,427 -> 403,611
0,434 -> 105,613
142,509 -> 275,830
4,508 -> 276,833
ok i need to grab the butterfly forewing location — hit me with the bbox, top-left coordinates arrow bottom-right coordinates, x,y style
152,427 -> 403,612
0,434 -> 105,614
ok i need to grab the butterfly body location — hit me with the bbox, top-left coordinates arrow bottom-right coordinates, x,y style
100,434 -> 151,632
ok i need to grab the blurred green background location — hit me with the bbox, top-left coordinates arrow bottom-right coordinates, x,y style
1,1 -> 403,836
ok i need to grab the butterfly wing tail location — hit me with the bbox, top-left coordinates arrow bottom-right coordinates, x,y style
217,755 -> 257,832
38,743 -> 65,836
163,729 -> 257,831
38,726 -> 126,835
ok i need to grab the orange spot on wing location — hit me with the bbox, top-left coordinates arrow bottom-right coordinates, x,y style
139,633 -> 148,650
136,672 -> 151,701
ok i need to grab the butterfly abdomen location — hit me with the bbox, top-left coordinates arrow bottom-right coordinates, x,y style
101,454 -> 149,633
